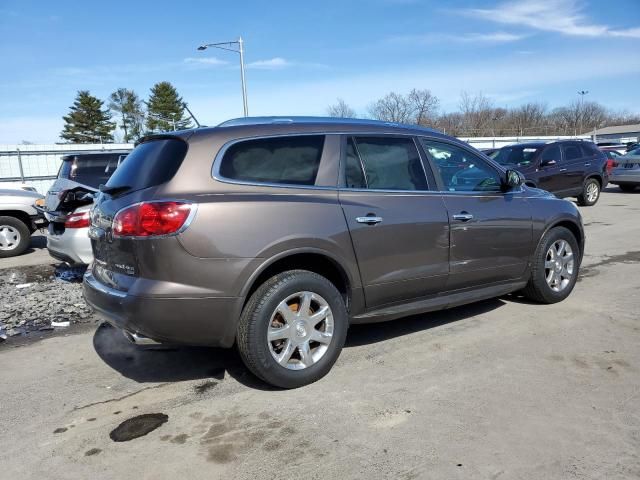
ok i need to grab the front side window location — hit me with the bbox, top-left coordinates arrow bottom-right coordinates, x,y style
420,139 -> 502,192
345,136 -> 427,190
219,135 -> 325,186
541,145 -> 561,164
562,144 -> 582,161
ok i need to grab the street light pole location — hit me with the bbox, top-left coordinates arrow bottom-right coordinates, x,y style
577,90 -> 589,137
197,37 -> 249,117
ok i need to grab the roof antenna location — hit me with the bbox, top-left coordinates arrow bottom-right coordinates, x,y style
183,102 -> 201,128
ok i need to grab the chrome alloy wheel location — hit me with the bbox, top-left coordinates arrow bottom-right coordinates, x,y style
0,225 -> 20,251
586,182 -> 599,203
545,239 -> 574,292
267,291 -> 334,370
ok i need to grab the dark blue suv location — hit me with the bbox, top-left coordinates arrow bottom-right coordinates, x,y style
489,141 -> 608,206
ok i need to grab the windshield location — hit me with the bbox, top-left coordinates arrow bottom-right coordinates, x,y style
58,153 -> 126,188
491,146 -> 541,166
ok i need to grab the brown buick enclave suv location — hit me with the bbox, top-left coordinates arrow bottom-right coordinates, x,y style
84,117 -> 584,388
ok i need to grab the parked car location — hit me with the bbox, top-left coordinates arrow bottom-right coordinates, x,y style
600,149 -> 623,174
43,151 -> 128,265
0,188 -> 46,258
0,182 -> 38,192
490,140 -> 608,206
84,117 -> 585,388
480,147 -> 499,156
609,146 -> 640,192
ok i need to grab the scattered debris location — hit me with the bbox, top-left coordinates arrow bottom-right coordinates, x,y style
84,448 -> 102,456
0,264 -> 96,342
53,427 -> 67,434
51,321 -> 71,328
109,413 -> 169,442
194,380 -> 218,394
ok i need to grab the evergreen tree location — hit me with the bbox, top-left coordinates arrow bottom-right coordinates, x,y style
146,82 -> 192,132
60,91 -> 115,143
108,88 -> 145,143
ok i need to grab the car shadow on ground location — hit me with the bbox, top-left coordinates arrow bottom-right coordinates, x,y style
20,233 -> 47,256
93,298 -> 506,390
603,186 -> 638,194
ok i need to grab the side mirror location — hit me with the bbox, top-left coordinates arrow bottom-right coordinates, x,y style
504,169 -> 523,190
540,159 -> 557,167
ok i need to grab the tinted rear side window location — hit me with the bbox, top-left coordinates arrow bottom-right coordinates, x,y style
105,139 -> 188,192
219,135 -> 325,186
562,144 -> 582,161
58,154 -> 124,188
350,136 -> 427,190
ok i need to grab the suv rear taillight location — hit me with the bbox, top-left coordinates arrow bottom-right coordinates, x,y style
113,201 -> 192,237
64,211 -> 91,229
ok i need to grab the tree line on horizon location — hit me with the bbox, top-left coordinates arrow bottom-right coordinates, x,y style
60,83 -> 639,144
327,90 -> 640,138
60,81 -> 193,144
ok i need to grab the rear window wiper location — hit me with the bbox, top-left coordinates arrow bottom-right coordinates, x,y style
99,184 -> 131,196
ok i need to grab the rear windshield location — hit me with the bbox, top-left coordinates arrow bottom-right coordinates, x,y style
105,138 -> 188,192
492,146 -> 541,167
58,153 -> 126,188
219,135 -> 325,186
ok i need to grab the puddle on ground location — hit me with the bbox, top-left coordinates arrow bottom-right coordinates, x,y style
109,413 -> 168,442
0,264 -> 55,285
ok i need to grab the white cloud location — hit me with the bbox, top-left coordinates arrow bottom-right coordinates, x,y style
246,57 -> 292,69
183,57 -> 228,67
457,0 -> 640,38
390,31 -> 527,44
610,27 -> 640,39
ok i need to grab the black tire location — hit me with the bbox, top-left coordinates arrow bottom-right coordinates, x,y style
619,184 -> 637,192
237,270 -> 348,388
577,178 -> 600,206
0,216 -> 31,258
521,226 -> 580,304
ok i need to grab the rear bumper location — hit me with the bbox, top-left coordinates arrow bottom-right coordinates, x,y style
47,225 -> 93,265
609,171 -> 640,184
83,271 -> 242,348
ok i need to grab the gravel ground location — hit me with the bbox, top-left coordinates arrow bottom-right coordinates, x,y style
0,264 -> 97,342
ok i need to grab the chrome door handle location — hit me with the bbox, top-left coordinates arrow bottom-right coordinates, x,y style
356,216 -> 383,225
452,213 -> 473,221
584,162 -> 591,166
559,168 -> 567,172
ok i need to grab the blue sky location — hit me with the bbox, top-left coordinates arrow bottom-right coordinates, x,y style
0,0 -> 639,143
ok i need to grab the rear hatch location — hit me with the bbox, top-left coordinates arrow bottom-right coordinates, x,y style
89,137 -> 189,290
44,152 -> 128,213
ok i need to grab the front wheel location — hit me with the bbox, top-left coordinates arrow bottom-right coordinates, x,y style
0,216 -> 31,258
521,226 -> 580,304
577,178 -> 600,206
237,270 -> 348,388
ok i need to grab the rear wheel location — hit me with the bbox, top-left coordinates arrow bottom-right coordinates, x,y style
577,178 -> 600,206
619,183 -> 637,192
237,270 -> 348,388
0,216 -> 30,258
522,226 -> 580,304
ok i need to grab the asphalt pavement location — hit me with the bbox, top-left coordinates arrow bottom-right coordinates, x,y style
1,187 -> 639,479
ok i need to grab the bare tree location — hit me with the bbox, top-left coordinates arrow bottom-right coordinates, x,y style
408,89 -> 439,126
459,91 -> 495,136
368,92 -> 414,123
435,112 -> 464,136
369,89 -> 440,125
327,98 -> 356,118
506,102 -> 548,136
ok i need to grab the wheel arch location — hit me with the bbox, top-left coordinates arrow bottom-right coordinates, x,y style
240,248 -> 355,313
542,219 -> 584,260
0,210 -> 34,231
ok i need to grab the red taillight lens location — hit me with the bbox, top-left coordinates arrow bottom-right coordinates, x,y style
113,202 -> 192,237
64,211 -> 91,228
